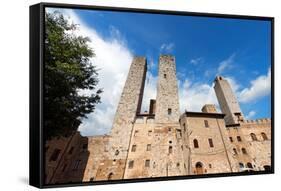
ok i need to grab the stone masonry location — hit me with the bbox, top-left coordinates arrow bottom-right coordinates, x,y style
45,55 -> 272,184
214,76 -> 245,125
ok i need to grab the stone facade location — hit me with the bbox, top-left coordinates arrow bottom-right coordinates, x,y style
214,76 -> 245,125
45,55 -> 272,184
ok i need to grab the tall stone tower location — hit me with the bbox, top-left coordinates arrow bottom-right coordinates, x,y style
107,56 -> 147,163
155,55 -> 180,123
214,76 -> 244,125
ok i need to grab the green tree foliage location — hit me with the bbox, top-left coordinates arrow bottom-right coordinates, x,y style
44,12 -> 102,139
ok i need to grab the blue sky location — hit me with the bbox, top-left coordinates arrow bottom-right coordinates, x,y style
47,8 -> 272,136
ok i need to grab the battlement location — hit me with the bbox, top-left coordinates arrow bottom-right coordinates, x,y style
242,118 -> 271,124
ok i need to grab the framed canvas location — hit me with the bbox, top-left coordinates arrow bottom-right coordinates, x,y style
29,2 -> 274,188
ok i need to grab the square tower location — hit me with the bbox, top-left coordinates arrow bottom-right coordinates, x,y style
214,76 -> 244,125
108,56 -> 147,159
155,55 -> 180,123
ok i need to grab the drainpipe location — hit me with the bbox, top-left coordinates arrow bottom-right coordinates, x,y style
216,118 -> 233,172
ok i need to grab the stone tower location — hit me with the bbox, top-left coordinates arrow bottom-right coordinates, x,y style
155,55 -> 180,123
214,76 -> 244,125
106,57 -> 147,171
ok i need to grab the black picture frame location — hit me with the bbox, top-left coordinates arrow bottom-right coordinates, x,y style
30,2 -> 274,189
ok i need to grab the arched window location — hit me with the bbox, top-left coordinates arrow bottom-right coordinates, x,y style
261,132 -> 268,140
263,165 -> 271,171
195,162 -> 204,174
239,163 -> 244,169
250,133 -> 257,141
108,172 -> 113,180
247,162 -> 253,168
169,146 -> 173,154
241,148 -> 247,154
233,148 -> 238,155
193,139 -> 199,148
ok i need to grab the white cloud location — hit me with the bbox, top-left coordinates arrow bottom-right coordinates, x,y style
179,79 -> 219,112
238,68 -> 271,103
47,9 -> 271,136
141,72 -> 157,113
245,110 -> 256,119
48,9 -> 134,136
217,53 -> 235,74
190,57 -> 203,65
224,76 -> 240,93
160,43 -> 175,53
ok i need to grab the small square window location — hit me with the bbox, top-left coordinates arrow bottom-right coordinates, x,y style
147,144 -> 151,151
208,138 -> 214,148
131,145 -> 137,152
169,146 -> 173,154
128,160 -> 134,169
237,136 -> 242,142
82,144 -> 88,151
204,120 -> 209,127
145,159 -> 150,167
229,137 -> 233,142
168,108 -> 172,115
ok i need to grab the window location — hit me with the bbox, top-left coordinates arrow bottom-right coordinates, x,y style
82,143 -> 88,150
148,130 -> 152,136
229,137 -> 233,142
263,165 -> 271,171
176,129 -> 182,138
237,136 -> 242,142
90,177 -> 95,181
108,173 -> 113,180
183,123 -> 186,132
169,140 -> 172,144
68,147 -> 74,155
115,150 -> 119,156
73,160 -> 81,170
131,145 -> 137,152
250,133 -> 257,141
128,160 -> 134,169
134,130 -> 139,137
168,127 -> 171,132
164,74 -> 167,78
168,108 -> 172,115
241,148 -> 247,154
233,148 -> 238,155
208,138 -> 214,148
169,146 -> 173,154
247,162 -> 253,168
193,139 -> 199,148
261,132 -> 268,140
147,144 -> 151,151
49,149 -> 61,162
204,120 -> 209,128
177,162 -> 180,167
195,162 -> 204,175
145,159 -> 150,167
239,163 -> 244,169
209,164 -> 212,168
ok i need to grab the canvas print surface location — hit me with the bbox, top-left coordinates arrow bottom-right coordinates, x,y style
43,7 -> 272,185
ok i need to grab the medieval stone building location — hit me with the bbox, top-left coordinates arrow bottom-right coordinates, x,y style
45,55 -> 271,184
